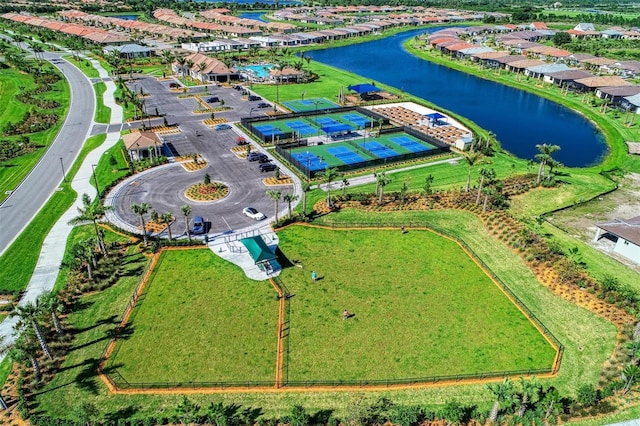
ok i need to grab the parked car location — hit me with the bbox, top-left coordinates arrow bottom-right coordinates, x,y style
258,156 -> 272,164
259,163 -> 277,172
169,82 -> 179,88
247,152 -> 267,162
241,90 -> 249,95
206,96 -> 220,103
192,216 -> 206,234
243,207 -> 266,221
214,123 -> 232,131
233,85 -> 243,90
248,95 -> 261,101
236,137 -> 248,145
257,102 -> 270,109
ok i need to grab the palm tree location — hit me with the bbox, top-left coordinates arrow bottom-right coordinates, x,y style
341,178 -> 350,195
320,168 -> 340,209
12,330 -> 42,381
69,193 -> 110,256
161,49 -> 175,69
181,204 -> 192,241
540,387 -> 562,426
266,190 -> 282,223
12,301 -> 52,359
176,56 -> 187,77
161,212 -> 174,242
301,182 -> 311,218
39,291 -> 64,335
282,193 -> 299,219
476,167 -> 495,205
185,59 -> 194,78
71,239 -> 97,280
622,364 -> 640,395
486,377 -> 514,423
534,143 -> 561,184
272,61 -> 285,112
376,171 -> 392,205
482,186 -> 495,212
130,202 -> 151,246
517,377 -> 541,418
462,152 -> 484,192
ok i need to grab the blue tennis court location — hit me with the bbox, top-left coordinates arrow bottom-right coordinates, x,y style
326,146 -> 366,165
254,124 -> 284,137
358,140 -> 398,159
281,98 -> 341,113
285,120 -> 317,136
390,136 -> 435,153
342,113 -> 372,128
291,151 -> 326,171
315,117 -> 340,126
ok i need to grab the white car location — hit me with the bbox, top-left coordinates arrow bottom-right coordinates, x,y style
243,207 -> 266,221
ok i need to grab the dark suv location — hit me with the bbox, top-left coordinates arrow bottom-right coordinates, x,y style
259,163 -> 277,172
248,95 -> 261,101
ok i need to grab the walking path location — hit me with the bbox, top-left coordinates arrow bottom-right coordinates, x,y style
314,156 -> 461,191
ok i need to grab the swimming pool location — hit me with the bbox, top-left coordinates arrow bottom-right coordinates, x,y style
237,64 -> 274,79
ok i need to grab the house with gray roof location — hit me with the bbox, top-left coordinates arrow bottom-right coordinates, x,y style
525,63 -> 570,79
103,43 -> 152,59
594,216 -> 640,264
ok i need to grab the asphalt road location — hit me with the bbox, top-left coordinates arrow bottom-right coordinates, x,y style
109,77 -> 291,235
0,53 -> 96,255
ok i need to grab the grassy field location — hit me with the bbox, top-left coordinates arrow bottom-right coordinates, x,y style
32,210 -> 616,420
0,66 -> 70,202
109,249 -> 278,384
278,226 -> 556,381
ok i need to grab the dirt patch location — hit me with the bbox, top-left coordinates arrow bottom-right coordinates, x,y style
548,172 -> 640,272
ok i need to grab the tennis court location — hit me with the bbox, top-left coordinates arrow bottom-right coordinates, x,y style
390,135 -> 436,153
285,120 -> 318,137
290,151 -> 327,171
339,112 -> 373,128
357,140 -> 398,159
281,98 -> 341,113
326,146 -> 367,165
253,124 -> 285,139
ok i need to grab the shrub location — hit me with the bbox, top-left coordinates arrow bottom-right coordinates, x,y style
576,384 -> 599,407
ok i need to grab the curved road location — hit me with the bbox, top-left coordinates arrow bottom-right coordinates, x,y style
0,51 -> 96,255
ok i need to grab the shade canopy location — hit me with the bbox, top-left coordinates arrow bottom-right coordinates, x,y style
347,83 -> 381,94
240,236 -> 277,264
322,123 -> 353,134
425,112 -> 446,121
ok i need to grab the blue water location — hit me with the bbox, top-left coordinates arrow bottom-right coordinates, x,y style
113,15 -> 138,20
308,28 -> 608,167
237,64 -> 273,78
239,12 -> 269,22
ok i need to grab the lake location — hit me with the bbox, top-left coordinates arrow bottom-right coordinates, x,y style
307,28 -> 607,167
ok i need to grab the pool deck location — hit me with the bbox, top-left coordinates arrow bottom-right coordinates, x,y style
361,101 -> 468,132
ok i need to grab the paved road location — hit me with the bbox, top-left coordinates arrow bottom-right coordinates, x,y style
0,52 -> 96,256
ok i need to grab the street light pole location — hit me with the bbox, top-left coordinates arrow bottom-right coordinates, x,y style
91,163 -> 100,197
59,156 -> 66,183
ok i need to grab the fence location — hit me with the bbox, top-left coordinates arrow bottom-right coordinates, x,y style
100,222 -> 563,390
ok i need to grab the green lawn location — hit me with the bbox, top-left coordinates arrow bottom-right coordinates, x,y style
109,249 -> 278,384
278,226 -> 557,382
94,81 -> 111,124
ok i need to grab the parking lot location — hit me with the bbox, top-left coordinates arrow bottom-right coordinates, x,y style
108,77 -> 297,237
